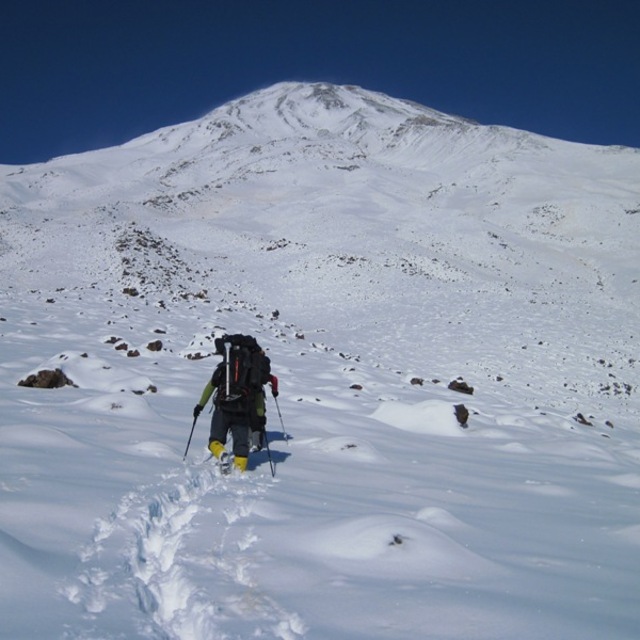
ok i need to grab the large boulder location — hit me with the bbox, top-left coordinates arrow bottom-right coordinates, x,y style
18,368 -> 76,389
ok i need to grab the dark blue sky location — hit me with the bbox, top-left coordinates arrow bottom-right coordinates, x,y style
2,0 -> 639,164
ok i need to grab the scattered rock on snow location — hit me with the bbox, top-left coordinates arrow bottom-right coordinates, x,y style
185,352 -> 210,360
133,385 -> 158,395
448,378 -> 474,395
18,368 -> 77,389
454,404 -> 469,427
574,413 -> 594,426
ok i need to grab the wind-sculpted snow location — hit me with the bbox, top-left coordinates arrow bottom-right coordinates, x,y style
371,399 -> 465,436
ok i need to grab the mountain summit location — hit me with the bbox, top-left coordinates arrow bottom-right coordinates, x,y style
3,81 -> 638,209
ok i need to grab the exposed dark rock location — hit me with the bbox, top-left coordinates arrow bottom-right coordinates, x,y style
186,352 -> 210,360
448,379 -> 474,395
454,404 -> 469,427
18,368 -> 76,389
574,413 -> 593,426
133,385 -> 158,395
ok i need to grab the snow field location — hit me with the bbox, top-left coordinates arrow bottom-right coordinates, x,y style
1,82 -> 640,639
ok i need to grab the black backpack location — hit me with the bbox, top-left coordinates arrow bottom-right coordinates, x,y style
211,334 -> 271,417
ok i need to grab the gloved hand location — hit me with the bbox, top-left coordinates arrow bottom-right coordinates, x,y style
193,404 -> 203,418
270,375 -> 279,398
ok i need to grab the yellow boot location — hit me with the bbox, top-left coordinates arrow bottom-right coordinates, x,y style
234,456 -> 248,472
209,441 -> 231,474
208,440 -> 226,459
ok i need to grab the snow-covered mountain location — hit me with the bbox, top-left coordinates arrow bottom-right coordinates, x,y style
1,82 -> 639,639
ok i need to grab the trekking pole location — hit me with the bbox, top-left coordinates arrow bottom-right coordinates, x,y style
273,395 -> 289,444
183,415 -> 198,461
263,429 -> 276,478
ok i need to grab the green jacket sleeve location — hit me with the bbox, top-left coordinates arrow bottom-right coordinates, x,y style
198,379 -> 216,407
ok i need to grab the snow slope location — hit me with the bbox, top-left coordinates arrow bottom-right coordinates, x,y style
1,82 -> 639,639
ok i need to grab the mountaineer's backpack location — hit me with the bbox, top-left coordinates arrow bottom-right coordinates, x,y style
211,334 -> 271,418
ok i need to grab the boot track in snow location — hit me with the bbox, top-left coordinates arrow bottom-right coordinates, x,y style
61,459 -> 306,639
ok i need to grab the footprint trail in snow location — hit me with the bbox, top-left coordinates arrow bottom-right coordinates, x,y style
62,459 -> 307,639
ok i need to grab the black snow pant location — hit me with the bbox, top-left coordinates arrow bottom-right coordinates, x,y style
209,408 -> 250,459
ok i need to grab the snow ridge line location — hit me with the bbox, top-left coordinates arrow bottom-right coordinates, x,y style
61,462 -> 307,639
